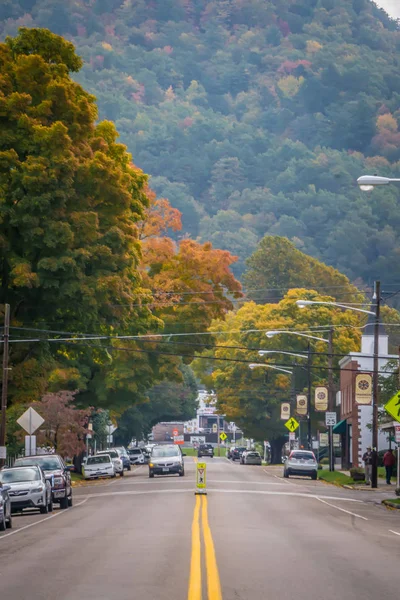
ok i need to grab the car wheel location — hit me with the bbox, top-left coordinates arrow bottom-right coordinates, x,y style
0,512 -> 6,531
111,473 -> 116,478
311,472 -> 317,481
60,496 -> 69,510
128,465 -> 131,471
149,471 -> 154,478
283,471 -> 289,478
40,501 -> 49,514
68,494 -> 73,507
48,496 -> 53,512
179,470 -> 185,477
6,511 -> 12,529
120,470 -> 124,477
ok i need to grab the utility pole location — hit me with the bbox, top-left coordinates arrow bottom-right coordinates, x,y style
371,281 -> 381,489
307,342 -> 312,450
217,415 -> 220,457
328,328 -> 335,472
0,304 -> 10,467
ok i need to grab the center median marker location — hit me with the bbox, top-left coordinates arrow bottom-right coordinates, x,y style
195,461 -> 207,496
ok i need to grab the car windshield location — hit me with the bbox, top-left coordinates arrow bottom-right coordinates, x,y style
129,449 -> 142,455
15,456 -> 62,470
248,453 -> 260,457
290,452 -> 315,460
0,468 -> 40,483
87,456 -> 111,465
99,451 -> 118,458
152,446 -> 180,457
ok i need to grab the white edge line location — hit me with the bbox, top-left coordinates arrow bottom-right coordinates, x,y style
389,529 -> 400,536
0,497 -> 89,540
316,497 -> 368,520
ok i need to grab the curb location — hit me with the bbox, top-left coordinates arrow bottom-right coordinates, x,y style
382,499 -> 400,509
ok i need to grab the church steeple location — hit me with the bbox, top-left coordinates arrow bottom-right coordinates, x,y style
361,313 -> 388,355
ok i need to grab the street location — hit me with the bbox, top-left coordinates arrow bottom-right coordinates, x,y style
0,457 -> 399,600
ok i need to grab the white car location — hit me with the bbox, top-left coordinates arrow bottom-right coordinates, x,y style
83,455 -> 115,480
283,450 -> 318,480
128,448 -> 145,465
0,466 -> 53,514
97,450 -> 124,476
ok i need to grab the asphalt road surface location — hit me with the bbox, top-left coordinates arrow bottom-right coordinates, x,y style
1,457 -> 400,599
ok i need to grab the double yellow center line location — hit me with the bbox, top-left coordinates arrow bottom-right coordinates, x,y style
188,494 -> 222,600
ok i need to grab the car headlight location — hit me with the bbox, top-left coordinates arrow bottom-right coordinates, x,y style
31,487 -> 44,493
53,477 -> 64,486
149,463 -> 154,468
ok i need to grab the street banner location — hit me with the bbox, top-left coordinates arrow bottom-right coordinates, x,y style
355,374 -> 372,405
296,395 -> 307,416
280,402 -> 290,420
319,433 -> 329,447
195,461 -> 207,495
314,387 -> 328,412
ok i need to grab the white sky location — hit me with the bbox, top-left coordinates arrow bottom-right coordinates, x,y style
375,0 -> 400,19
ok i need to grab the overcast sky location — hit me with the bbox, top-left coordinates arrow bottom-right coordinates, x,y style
375,0 -> 400,19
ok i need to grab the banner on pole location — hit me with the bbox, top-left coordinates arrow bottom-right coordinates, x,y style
355,374 -> 372,405
296,395 -> 307,416
280,402 -> 290,420
314,387 -> 328,412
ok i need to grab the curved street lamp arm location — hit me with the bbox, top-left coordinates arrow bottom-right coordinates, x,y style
249,363 -> 293,375
296,299 -> 375,316
266,330 -> 328,343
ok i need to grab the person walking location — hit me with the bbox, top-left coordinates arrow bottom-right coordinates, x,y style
383,449 -> 396,485
362,446 -> 373,485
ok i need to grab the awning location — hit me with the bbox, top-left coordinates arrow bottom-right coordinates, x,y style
333,419 -> 347,434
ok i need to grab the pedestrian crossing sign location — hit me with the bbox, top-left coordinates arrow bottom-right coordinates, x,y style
284,417 -> 300,432
219,432 -> 227,441
384,391 -> 400,423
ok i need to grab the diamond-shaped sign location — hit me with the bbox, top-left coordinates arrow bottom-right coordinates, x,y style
219,432 -> 227,441
284,417 -> 299,432
17,407 -> 44,434
385,391 -> 400,423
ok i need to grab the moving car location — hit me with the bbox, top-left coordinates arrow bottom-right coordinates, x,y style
97,449 -> 124,476
114,447 -> 131,471
0,482 -> 12,530
149,445 -> 185,478
283,450 -> 318,480
197,444 -> 214,458
83,454 -> 115,480
242,451 -> 262,465
14,454 -> 73,509
128,448 -> 145,465
0,466 -> 52,514
230,447 -> 247,461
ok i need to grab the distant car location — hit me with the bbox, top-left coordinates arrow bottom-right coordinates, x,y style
240,449 -> 254,464
198,444 -> 214,458
0,482 -> 12,530
97,449 -> 124,476
14,454 -> 73,509
230,447 -> 247,461
114,447 -> 131,471
83,455 -> 115,480
283,450 -> 318,480
128,448 -> 145,465
242,451 -> 262,465
149,445 -> 185,478
0,466 -> 52,514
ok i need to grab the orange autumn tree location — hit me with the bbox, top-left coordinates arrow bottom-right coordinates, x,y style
139,186 -> 242,345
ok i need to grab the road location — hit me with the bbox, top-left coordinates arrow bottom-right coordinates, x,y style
0,457 -> 399,599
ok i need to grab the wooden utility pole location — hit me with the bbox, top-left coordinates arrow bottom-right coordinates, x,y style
0,304 -> 10,467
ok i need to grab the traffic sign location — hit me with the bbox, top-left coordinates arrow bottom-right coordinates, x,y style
172,429 -> 179,437
325,412 -> 337,427
17,407 -> 44,435
195,461 -> 207,494
173,435 -> 184,445
384,391 -> 400,423
219,432 -> 227,441
289,432 -> 296,441
395,425 -> 400,443
284,417 -> 299,432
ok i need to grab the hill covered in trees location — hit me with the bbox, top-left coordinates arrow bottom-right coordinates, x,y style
2,1 -> 400,283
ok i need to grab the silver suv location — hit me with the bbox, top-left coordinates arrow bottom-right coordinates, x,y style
283,450 -> 318,480
149,445 -> 185,478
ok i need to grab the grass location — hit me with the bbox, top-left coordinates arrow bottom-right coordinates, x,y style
71,472 -> 84,483
387,497 -> 400,504
318,471 -> 355,486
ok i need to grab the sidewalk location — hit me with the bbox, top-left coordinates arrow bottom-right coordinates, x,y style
340,470 -> 397,492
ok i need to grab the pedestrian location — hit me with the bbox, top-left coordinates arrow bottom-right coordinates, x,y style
383,449 -> 396,485
362,446 -> 373,485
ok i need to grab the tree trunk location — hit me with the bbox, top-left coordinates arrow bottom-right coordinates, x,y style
270,436 -> 286,464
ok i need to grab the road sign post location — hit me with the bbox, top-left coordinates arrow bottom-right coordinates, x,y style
195,461 -> 207,495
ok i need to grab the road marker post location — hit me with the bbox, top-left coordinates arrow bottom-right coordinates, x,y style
195,461 -> 207,495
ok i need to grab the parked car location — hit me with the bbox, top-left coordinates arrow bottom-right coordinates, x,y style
0,466 -> 52,514
0,482 -> 12,530
114,447 -> 131,471
242,451 -> 262,465
283,450 -> 318,480
240,449 -> 253,464
14,454 -> 73,509
149,445 -> 185,478
198,444 -> 214,458
97,449 -> 124,476
83,454 -> 115,480
128,448 -> 145,465
230,447 -> 247,461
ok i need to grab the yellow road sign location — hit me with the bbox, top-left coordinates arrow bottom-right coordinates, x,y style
196,462 -> 207,491
219,432 -> 227,441
284,417 -> 300,432
384,391 -> 400,423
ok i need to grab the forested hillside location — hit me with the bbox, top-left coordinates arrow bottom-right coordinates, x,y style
2,0 -> 400,282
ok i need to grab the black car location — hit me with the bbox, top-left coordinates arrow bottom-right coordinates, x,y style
0,483 -> 12,531
230,447 -> 247,461
198,444 -> 214,458
14,454 -> 73,509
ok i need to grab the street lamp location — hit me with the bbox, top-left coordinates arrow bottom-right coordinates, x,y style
357,175 -> 400,192
296,289 -> 380,488
249,363 -> 293,375
258,349 -> 306,360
